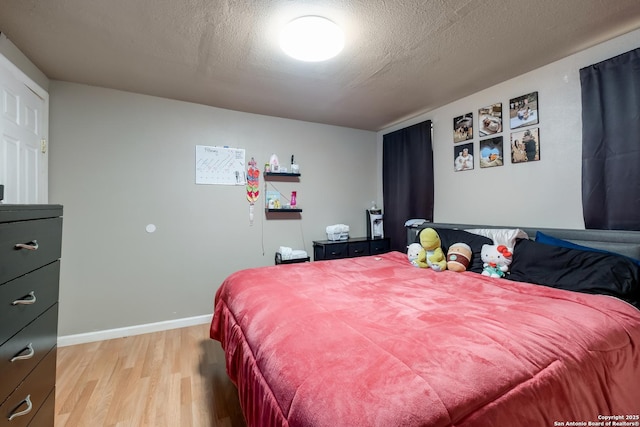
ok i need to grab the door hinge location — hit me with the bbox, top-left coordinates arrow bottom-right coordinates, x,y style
41,138 -> 47,153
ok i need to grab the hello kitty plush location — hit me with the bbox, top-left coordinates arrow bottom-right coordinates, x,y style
481,244 -> 512,278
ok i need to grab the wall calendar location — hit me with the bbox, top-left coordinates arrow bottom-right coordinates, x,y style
195,145 -> 246,185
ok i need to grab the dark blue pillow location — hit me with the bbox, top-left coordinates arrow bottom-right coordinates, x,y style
535,231 -> 640,267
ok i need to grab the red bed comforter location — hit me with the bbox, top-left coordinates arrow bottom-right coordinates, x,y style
211,251 -> 640,427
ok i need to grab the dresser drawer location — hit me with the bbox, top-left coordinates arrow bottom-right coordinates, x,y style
348,241 -> 370,257
369,238 -> 390,255
0,346 -> 56,427
0,304 -> 58,405
0,218 -> 62,285
0,262 -> 60,346
321,242 -> 348,260
26,388 -> 54,427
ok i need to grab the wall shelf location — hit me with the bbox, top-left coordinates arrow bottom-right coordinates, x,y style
265,208 -> 302,213
263,172 -> 301,182
265,209 -> 302,220
264,172 -> 300,177
264,171 -> 302,219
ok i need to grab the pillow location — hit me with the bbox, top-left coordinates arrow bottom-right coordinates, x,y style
417,228 -> 492,274
535,231 -> 640,266
508,238 -> 639,308
466,228 -> 529,249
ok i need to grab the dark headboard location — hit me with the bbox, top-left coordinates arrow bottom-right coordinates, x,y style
407,222 -> 640,260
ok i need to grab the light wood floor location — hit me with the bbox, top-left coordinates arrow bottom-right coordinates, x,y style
55,323 -> 246,427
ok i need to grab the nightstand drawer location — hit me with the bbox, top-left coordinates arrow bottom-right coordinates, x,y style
0,304 -> 58,405
0,218 -> 62,285
348,241 -> 370,257
0,346 -> 56,427
0,262 -> 60,346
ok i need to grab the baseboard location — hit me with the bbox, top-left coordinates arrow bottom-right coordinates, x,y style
57,314 -> 213,347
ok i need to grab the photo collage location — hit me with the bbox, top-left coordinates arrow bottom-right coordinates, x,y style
453,91 -> 540,171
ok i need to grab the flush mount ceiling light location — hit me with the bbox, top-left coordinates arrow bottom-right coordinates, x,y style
280,16 -> 344,62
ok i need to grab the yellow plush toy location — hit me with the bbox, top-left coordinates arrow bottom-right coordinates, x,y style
419,228 -> 447,272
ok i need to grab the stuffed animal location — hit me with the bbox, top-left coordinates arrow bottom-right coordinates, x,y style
407,243 -> 424,267
419,228 -> 447,272
481,244 -> 513,278
446,242 -> 472,272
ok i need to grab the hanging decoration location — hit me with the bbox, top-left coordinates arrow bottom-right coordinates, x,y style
246,157 -> 260,225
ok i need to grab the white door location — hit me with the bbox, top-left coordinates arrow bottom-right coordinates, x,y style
0,55 -> 48,204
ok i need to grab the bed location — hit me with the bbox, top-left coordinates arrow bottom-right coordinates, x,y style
210,223 -> 640,426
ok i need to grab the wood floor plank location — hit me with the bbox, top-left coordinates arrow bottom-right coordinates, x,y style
55,323 -> 246,426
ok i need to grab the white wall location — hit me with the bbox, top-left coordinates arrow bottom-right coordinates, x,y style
378,28 -> 640,229
48,82 -> 377,335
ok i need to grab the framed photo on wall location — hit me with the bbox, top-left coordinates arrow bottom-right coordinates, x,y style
510,128 -> 540,163
479,136 -> 504,168
478,103 -> 502,136
509,91 -> 539,129
454,142 -> 474,172
453,113 -> 473,143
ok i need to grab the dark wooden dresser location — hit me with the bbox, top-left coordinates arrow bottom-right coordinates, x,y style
313,237 -> 390,261
0,205 -> 62,427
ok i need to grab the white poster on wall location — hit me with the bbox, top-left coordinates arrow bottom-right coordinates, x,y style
195,145 -> 246,185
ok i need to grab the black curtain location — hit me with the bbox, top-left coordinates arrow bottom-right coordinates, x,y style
580,48 -> 640,230
383,120 -> 433,252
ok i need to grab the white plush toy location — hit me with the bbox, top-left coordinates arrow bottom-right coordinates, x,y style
407,243 -> 424,267
481,244 -> 513,278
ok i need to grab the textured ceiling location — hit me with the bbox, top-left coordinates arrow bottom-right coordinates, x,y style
1,0 -> 640,131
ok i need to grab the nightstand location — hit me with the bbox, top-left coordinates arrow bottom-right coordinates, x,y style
274,253 -> 310,265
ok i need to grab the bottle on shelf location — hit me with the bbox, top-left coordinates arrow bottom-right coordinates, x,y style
269,153 -> 280,172
291,154 -> 299,174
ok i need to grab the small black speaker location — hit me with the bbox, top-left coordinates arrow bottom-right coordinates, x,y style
0,184 -> 4,201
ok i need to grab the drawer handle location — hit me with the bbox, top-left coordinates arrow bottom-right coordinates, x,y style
10,343 -> 35,362
8,394 -> 32,421
12,291 -> 36,306
14,240 -> 39,251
